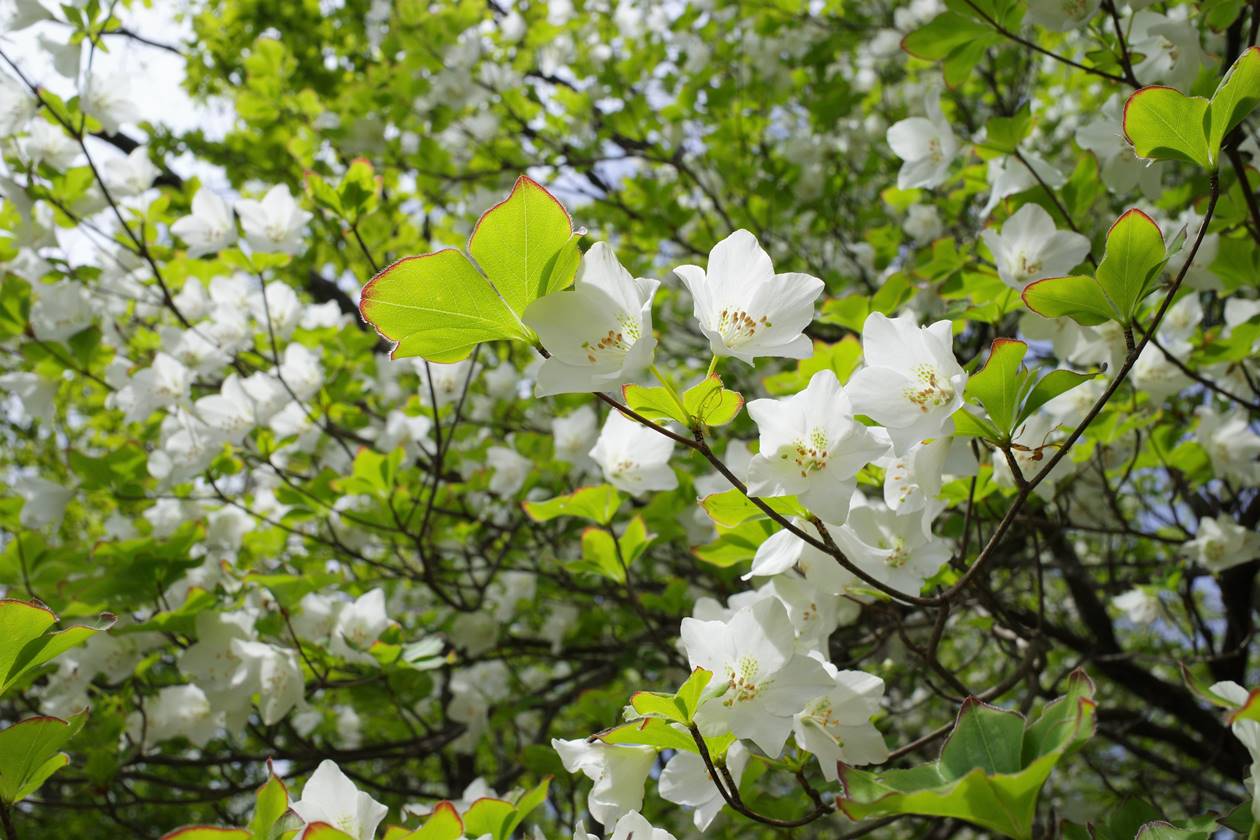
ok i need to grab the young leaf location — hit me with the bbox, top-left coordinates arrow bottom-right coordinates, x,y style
965,338 -> 1029,439
622,383 -> 689,425
522,485 -> 622,525
247,761 -> 289,840
682,374 -> 744,427
160,830 -> 251,840
397,801 -> 463,840
0,599 -> 113,696
1016,369 -> 1098,427
0,710 -> 87,804
1022,275 -> 1120,326
359,249 -> 531,363
1122,87 -> 1211,169
467,175 -> 581,316
1094,209 -> 1166,319
1208,47 -> 1260,156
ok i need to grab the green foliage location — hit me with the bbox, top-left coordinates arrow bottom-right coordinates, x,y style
964,339 -> 1097,442
0,709 -> 87,804
0,599 -> 110,696
838,672 -> 1097,839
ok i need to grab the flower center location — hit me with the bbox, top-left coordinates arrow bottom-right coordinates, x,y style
723,655 -> 765,705
579,314 -> 638,364
903,364 -> 955,412
715,307 -> 771,347
805,696 -> 841,729
779,428 -> 830,477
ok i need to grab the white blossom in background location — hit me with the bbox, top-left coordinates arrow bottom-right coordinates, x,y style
30,280 -> 94,341
487,444 -> 531,495
746,519 -> 858,596
128,684 -> 220,748
1112,588 -> 1160,625
589,410 -> 677,495
1025,0 -> 1100,31
552,405 -> 598,467
1182,515 -> 1260,574
171,189 -> 238,257
229,640 -> 304,725
1077,98 -> 1163,198
981,203 -> 1090,291
114,353 -> 191,424
235,185 -> 312,254
1196,406 -> 1260,484
979,154 -> 1065,218
674,229 -> 823,364
291,760 -> 389,840
103,146 -> 159,197
681,597 -> 833,756
82,70 -> 141,133
847,313 -> 967,453
524,242 -> 659,396
15,475 -> 73,529
746,370 -> 888,523
886,88 -> 957,190
330,588 -> 390,664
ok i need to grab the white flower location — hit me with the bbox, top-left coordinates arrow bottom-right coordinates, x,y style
1112,588 -> 1160,625
673,229 -> 823,364
793,662 -> 888,781
279,342 -> 323,400
229,640 -> 304,725
30,280 -> 94,342
832,496 -> 951,597
20,119 -> 79,169
1077,98 -> 1162,198
552,738 -> 656,828
747,521 -> 859,599
979,154 -> 1065,218
552,405 -> 598,466
487,445 -> 531,495
1196,407 -> 1260,484
103,146 -> 158,197
0,74 -> 37,135
1129,11 -> 1204,91
115,353 -> 191,424
681,597 -> 833,756
330,588 -> 390,664
171,189 -> 238,257
524,243 -> 659,396
605,811 -> 678,840
132,684 -> 220,747
1130,343 -> 1190,401
981,203 -> 1090,291
1026,0 -> 1100,31
886,88 -> 958,190
15,475 -> 73,529
589,410 -> 677,496
291,760 -> 389,840
235,185 -> 312,254
659,742 -> 748,831
904,204 -> 942,241
746,370 -> 887,522
1182,515 -> 1260,574
846,312 -> 967,454
0,371 -> 56,423
82,71 -> 141,134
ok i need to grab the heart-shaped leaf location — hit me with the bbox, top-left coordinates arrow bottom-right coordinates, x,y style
1122,87 -> 1212,169
1209,46 -> 1260,154
1094,209 -> 1167,319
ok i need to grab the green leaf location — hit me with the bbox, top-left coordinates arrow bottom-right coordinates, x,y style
980,107 -> 1032,154
1016,369 -> 1098,427
0,709 -> 87,804
1134,822 -> 1212,840
693,519 -> 777,567
0,599 -> 112,697
1022,275 -> 1120,326
617,515 -> 654,565
1094,209 -> 1167,320
622,383 -> 688,425
965,338 -> 1029,439
247,762 -> 289,840
763,337 -> 862,395
461,798 -> 516,840
576,527 -> 625,582
595,717 -> 697,752
393,801 -> 463,840
160,829 -> 251,840
360,249 -> 530,362
298,825 -> 356,840
1122,86 -> 1212,169
838,670 -> 1096,840
682,374 -> 744,427
1209,47 -> 1260,154
699,489 -> 805,528
629,668 -> 713,724
951,406 -> 1002,440
522,485 -> 622,525
467,175 -> 580,316
901,11 -> 992,60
